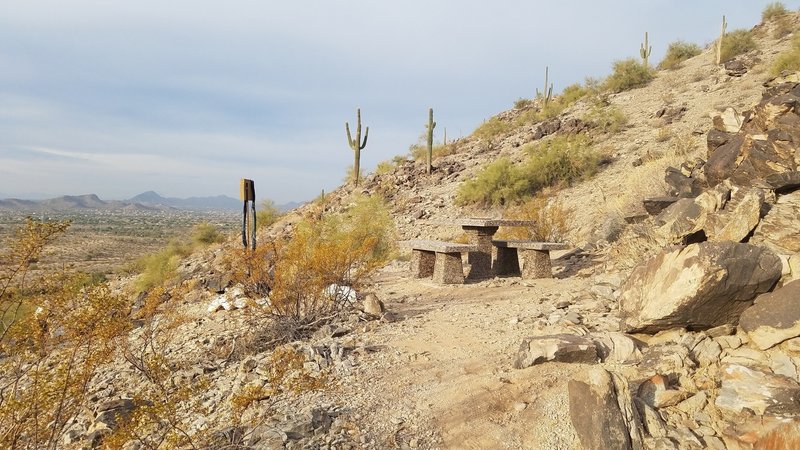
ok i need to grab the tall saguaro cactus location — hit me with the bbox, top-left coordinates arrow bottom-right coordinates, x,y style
426,108 -> 436,175
536,66 -> 553,107
345,108 -> 369,186
640,32 -> 652,68
715,15 -> 728,65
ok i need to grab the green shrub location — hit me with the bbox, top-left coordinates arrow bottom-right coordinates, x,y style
455,158 -> 529,206
473,117 -> 511,141
603,58 -> 655,93
771,33 -> 800,75
456,134 -> 600,206
559,83 -> 591,104
133,240 -> 191,292
524,133 -> 600,190
762,2 -> 789,21
514,98 -> 535,109
584,104 -> 629,134
191,221 -> 224,246
719,29 -> 757,63
256,199 -> 282,231
658,41 -> 702,70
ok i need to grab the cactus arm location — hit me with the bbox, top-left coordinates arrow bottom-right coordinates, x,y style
361,126 -> 368,148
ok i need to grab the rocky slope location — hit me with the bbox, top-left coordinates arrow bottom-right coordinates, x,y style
58,12 -> 800,450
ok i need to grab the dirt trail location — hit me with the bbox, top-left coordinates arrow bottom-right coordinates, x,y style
335,260 -> 604,449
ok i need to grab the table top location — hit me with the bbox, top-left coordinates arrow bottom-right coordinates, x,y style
455,218 -> 535,227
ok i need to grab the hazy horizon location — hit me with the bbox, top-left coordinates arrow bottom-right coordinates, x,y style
2,0 -> 797,203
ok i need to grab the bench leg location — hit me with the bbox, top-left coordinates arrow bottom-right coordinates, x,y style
410,249 -> 435,278
521,249 -> 553,279
494,247 -> 521,276
433,252 -> 465,284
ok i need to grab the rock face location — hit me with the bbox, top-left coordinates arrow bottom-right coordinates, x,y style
513,334 -> 597,369
739,280 -> 800,350
704,82 -> 800,187
715,364 -> 800,417
568,368 -> 632,450
704,186 -> 764,242
752,190 -> 800,256
618,242 -> 782,333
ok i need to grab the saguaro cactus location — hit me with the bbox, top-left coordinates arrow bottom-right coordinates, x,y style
426,108 -> 436,175
345,108 -> 369,186
536,66 -> 553,107
715,15 -> 727,65
640,32 -> 652,68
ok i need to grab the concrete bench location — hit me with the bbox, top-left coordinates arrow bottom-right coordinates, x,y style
402,240 -> 479,284
492,240 -> 568,279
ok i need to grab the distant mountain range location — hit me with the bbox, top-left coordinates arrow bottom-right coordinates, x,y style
0,192 -> 303,213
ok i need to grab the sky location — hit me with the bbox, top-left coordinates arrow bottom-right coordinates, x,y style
1,1 -> 798,203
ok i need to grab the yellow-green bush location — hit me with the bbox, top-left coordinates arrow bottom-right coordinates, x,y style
231,194 -> 395,319
456,134 -> 600,206
256,199 -> 282,231
603,58 -> 655,93
762,2 -> 789,21
498,194 -> 573,242
771,33 -> 800,75
658,41 -> 702,70
584,104 -> 629,134
191,220 -> 224,245
719,29 -> 757,63
0,218 -> 130,449
474,117 -> 511,141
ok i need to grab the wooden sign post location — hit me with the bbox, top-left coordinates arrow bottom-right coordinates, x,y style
240,179 -> 257,250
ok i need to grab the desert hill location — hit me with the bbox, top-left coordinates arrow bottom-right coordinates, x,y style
4,8 -> 800,450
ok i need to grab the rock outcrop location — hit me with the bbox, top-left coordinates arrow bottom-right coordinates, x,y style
618,242 -> 781,333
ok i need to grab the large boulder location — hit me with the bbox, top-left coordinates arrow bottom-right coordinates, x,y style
568,368 -> 632,450
752,190 -> 800,256
739,280 -> 800,350
654,184 -> 729,243
619,242 -> 782,333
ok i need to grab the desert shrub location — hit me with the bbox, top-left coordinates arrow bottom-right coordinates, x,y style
559,83 -> 591,104
514,98 -> 535,109
474,116 -> 511,141
762,2 -> 789,21
256,199 -> 282,231
524,133 -> 601,189
719,29 -> 757,63
230,194 -> 395,319
603,58 -> 655,93
0,218 -> 130,449
191,220 -> 224,245
658,41 -> 702,70
770,33 -> 800,75
498,194 -> 573,242
584,104 -> 629,134
409,140 -> 457,163
455,158 -> 526,206
456,134 -> 601,206
132,240 -> 191,292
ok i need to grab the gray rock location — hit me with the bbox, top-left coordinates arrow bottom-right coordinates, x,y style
739,280 -> 800,350
568,368 -> 632,450
592,332 -> 642,364
644,196 -> 680,215
691,337 -> 722,367
362,293 -> 385,316
619,242 -> 782,333
513,334 -> 597,369
654,184 -> 729,244
637,374 -> 690,408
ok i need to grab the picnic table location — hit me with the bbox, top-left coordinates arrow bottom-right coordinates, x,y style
453,218 -> 535,280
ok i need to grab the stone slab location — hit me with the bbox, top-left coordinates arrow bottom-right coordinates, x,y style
401,240 -> 478,253
492,240 -> 568,251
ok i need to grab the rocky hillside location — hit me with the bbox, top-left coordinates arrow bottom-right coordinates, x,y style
20,10 -> 800,450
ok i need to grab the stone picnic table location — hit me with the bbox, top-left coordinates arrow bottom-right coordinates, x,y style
454,218 -> 535,280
